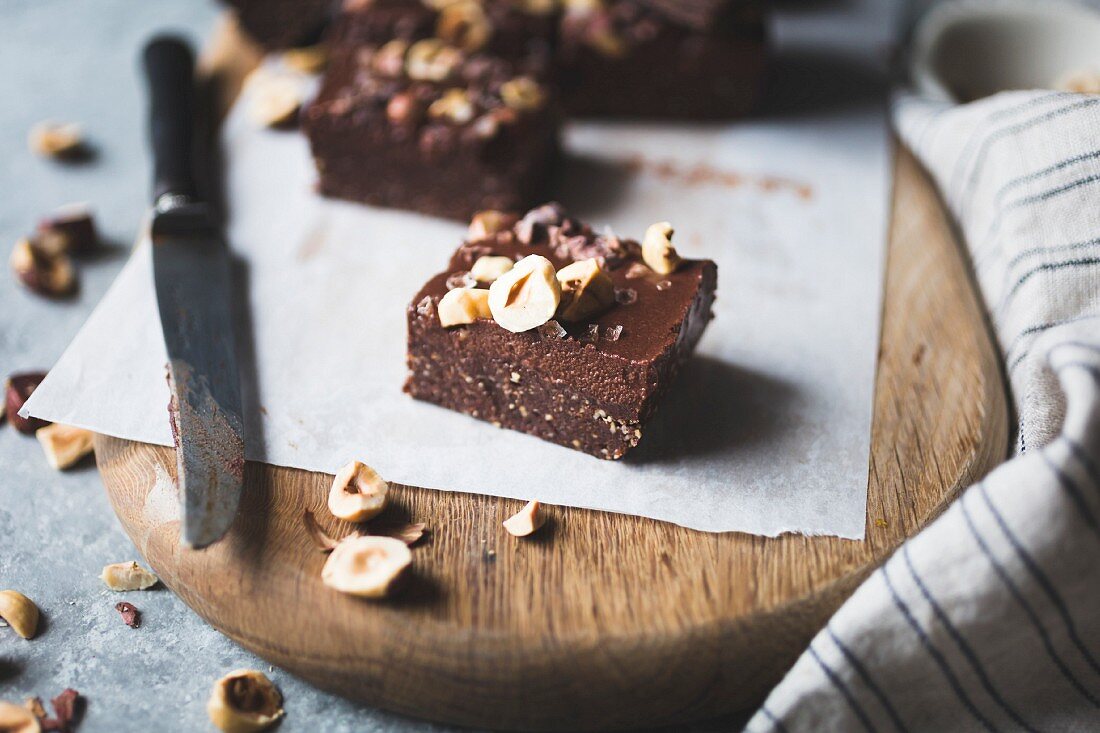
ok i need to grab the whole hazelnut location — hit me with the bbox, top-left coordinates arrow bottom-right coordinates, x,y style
321,535 -> 412,598
328,460 -> 389,522
488,254 -> 561,333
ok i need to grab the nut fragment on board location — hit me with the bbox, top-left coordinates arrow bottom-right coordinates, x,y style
366,519 -> 427,546
36,424 -> 94,470
488,255 -> 561,332
470,255 -> 514,283
0,702 -> 39,733
641,222 -> 682,275
302,510 -> 340,552
28,121 -> 85,159
10,239 -> 76,298
437,287 -> 491,327
556,258 -> 615,322
328,461 -> 389,522
247,71 -> 303,128
503,500 -> 545,537
0,591 -> 40,639
114,601 -> 141,629
322,535 -> 412,598
5,372 -> 50,434
207,669 -> 284,733
99,562 -> 158,591
282,44 -> 328,74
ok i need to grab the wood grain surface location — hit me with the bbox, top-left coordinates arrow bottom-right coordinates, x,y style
92,18 -> 1010,732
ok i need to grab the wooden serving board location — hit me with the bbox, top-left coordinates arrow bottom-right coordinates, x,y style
93,17 -> 1009,732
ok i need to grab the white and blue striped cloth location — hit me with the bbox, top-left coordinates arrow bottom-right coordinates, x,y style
745,90 -> 1100,731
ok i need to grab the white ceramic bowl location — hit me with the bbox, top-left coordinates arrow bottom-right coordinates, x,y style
910,0 -> 1100,102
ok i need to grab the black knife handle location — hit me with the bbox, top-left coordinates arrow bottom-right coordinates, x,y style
143,35 -> 198,208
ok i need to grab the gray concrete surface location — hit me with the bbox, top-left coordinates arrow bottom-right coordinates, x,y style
0,2 -> 738,731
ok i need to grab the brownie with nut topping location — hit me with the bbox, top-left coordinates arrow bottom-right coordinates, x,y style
327,0 -> 558,61
224,0 -> 335,49
405,203 -> 717,459
302,40 -> 559,220
558,0 -> 768,118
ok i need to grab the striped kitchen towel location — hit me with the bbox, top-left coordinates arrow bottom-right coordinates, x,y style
744,90 -> 1100,732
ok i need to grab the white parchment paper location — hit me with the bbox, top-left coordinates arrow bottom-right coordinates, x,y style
25,5 -> 894,538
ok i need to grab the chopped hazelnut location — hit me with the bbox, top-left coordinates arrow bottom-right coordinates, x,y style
28,121 -> 85,159
438,287 -> 492,327
406,39 -> 463,82
10,239 -> 76,298
282,44 -> 328,74
247,71 -> 302,128
428,88 -> 475,124
0,702 -> 39,733
641,221 -> 682,275
386,92 -> 419,125
372,39 -> 409,77
488,254 -> 561,333
328,460 -> 389,522
503,500 -> 545,537
100,561 -> 158,591
470,255 -> 514,283
436,0 -> 492,52
321,535 -> 412,598
468,210 -> 517,241
36,205 -> 98,256
500,76 -> 546,112
36,424 -> 94,470
207,669 -> 284,733
0,591 -> 39,640
556,258 -> 615,322
5,372 -> 49,434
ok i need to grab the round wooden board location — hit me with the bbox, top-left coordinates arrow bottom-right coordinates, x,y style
95,16 -> 1008,731
94,144 -> 1008,731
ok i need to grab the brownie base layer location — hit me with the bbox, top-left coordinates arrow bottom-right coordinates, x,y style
405,260 -> 717,460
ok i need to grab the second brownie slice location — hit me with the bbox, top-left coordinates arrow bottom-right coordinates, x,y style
302,37 -> 560,220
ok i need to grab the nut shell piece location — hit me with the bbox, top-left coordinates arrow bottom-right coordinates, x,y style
10,239 -> 76,298
36,423 -> 95,470
0,590 -> 40,640
100,561 -> 158,591
488,254 -> 561,333
0,702 -> 40,733
207,669 -> 284,733
437,287 -> 492,327
503,500 -> 546,537
327,461 -> 389,522
321,535 -> 412,598
28,121 -> 84,158
642,222 -> 682,276
5,372 -> 49,434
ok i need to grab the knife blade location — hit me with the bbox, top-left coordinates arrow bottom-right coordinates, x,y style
143,35 -> 244,549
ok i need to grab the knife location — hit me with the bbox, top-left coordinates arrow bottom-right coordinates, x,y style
143,35 -> 245,549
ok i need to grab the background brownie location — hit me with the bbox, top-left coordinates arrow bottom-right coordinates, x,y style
302,41 -> 560,220
558,0 -> 768,118
405,204 -> 718,459
224,0 -> 336,48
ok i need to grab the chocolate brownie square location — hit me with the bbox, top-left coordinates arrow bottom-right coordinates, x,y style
327,0 -> 558,61
224,0 -> 335,49
558,0 -> 768,118
302,40 -> 560,220
405,204 -> 718,459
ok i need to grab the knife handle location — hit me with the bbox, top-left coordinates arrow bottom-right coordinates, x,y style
143,35 -> 198,209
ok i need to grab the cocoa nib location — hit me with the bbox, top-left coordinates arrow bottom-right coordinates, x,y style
5,371 -> 50,434
114,601 -> 141,629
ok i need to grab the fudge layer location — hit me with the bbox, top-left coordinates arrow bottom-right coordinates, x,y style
405,205 -> 717,459
558,0 -> 768,118
302,42 -> 559,220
